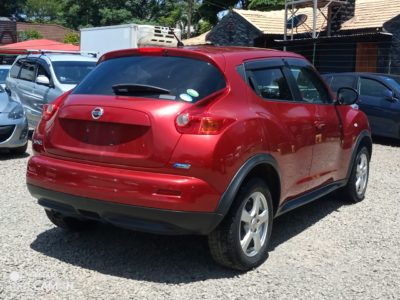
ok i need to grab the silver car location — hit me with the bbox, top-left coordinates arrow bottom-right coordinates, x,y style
0,65 -> 11,89
0,86 -> 28,154
6,53 -> 97,128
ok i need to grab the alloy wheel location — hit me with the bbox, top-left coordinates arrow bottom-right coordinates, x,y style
239,191 -> 269,257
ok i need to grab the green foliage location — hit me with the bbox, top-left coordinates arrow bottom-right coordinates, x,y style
0,0 -> 26,17
2,0 -> 286,41
198,0 -> 239,25
248,0 -> 285,10
18,29 -> 43,41
198,20 -> 212,34
63,32 -> 79,44
25,0 -> 61,22
99,8 -> 132,26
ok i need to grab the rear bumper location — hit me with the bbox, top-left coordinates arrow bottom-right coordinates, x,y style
28,184 -> 223,235
27,154 -> 221,212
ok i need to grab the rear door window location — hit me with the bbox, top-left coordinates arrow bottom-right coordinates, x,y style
10,59 -> 23,78
73,56 -> 226,103
19,61 -> 36,82
249,68 -> 293,101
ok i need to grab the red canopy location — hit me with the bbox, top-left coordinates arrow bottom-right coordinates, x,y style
0,39 -> 79,54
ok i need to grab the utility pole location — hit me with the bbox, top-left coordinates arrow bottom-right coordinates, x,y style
187,0 -> 193,38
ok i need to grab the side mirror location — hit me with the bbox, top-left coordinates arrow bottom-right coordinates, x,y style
383,89 -> 396,102
5,86 -> 11,96
36,75 -> 50,86
336,87 -> 359,105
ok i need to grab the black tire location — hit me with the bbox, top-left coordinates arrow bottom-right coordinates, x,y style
45,209 -> 95,231
341,146 -> 370,203
208,178 -> 273,271
10,143 -> 28,155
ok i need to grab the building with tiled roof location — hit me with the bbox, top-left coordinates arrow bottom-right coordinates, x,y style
188,0 -> 400,74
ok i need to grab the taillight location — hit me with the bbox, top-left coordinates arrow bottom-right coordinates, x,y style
175,113 -> 234,135
33,91 -> 71,154
175,88 -> 233,135
41,91 -> 71,121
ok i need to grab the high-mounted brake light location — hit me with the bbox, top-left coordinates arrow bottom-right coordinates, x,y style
137,47 -> 165,54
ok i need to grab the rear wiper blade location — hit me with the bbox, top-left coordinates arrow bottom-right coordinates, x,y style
111,84 -> 170,95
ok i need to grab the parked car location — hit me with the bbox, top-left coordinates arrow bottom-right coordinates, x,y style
0,85 -> 28,154
0,65 -> 11,89
27,47 -> 372,271
322,72 -> 400,139
6,53 -> 97,128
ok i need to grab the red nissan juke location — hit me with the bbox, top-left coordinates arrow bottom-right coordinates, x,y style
27,47 -> 371,270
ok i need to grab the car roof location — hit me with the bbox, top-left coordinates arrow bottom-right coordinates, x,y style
100,46 -> 305,70
17,53 -> 97,62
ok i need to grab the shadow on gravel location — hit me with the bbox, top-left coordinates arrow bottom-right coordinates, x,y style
269,193 -> 344,251
0,149 -> 30,160
30,193 -> 345,283
372,136 -> 400,147
30,225 -> 241,283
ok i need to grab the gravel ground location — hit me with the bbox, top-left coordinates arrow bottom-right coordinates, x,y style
0,138 -> 399,300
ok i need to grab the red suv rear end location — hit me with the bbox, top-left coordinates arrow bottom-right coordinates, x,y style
27,47 -> 372,270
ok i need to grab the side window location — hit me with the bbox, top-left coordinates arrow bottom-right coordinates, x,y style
249,68 -> 293,101
36,64 -> 51,79
10,59 -> 23,78
330,76 -> 355,92
19,61 -> 36,82
359,78 -> 391,97
289,66 -> 331,104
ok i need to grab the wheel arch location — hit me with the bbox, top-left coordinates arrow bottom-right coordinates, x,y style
346,130 -> 372,180
215,154 -> 281,217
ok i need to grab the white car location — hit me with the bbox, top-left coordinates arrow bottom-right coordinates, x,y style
6,53 -> 97,128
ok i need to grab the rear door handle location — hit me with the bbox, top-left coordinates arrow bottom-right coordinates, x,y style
314,121 -> 326,131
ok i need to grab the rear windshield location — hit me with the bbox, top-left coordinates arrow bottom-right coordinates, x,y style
53,61 -> 96,85
73,56 -> 226,103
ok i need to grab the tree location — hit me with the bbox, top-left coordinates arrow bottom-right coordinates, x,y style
63,32 -> 79,44
18,29 -> 43,41
248,0 -> 285,10
198,0 -> 239,25
25,0 -> 61,22
0,0 -> 26,18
